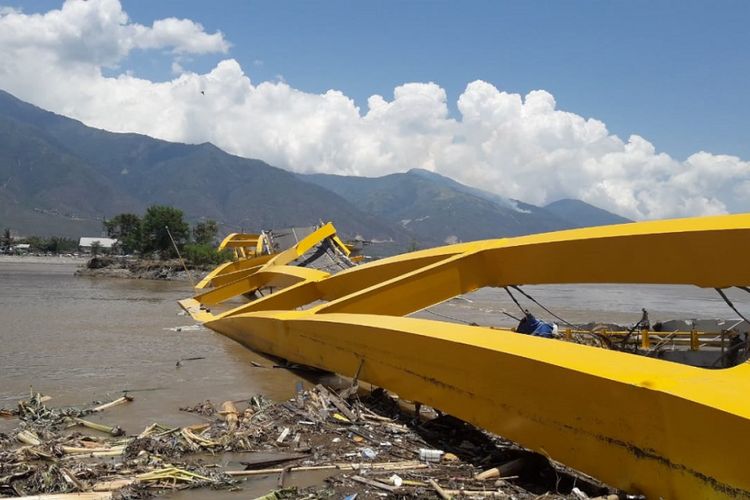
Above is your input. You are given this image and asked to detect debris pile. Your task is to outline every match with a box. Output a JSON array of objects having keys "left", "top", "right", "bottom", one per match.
[
  {"left": 0, "top": 386, "right": 623, "bottom": 499},
  {"left": 0, "top": 392, "right": 233, "bottom": 498},
  {"left": 75, "top": 257, "right": 203, "bottom": 280}
]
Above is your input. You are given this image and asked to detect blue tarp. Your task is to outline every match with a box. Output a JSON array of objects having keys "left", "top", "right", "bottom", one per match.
[{"left": 516, "top": 312, "right": 556, "bottom": 338}]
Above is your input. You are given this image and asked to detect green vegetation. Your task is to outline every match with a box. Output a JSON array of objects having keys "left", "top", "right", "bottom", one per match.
[
  {"left": 182, "top": 243, "right": 230, "bottom": 266},
  {"left": 3, "top": 206, "right": 228, "bottom": 264},
  {"left": 141, "top": 205, "right": 190, "bottom": 259},
  {"left": 1, "top": 228, "right": 12, "bottom": 253},
  {"left": 21, "top": 235, "right": 77, "bottom": 253},
  {"left": 99, "top": 206, "right": 226, "bottom": 265},
  {"left": 104, "top": 213, "right": 142, "bottom": 254},
  {"left": 193, "top": 220, "right": 218, "bottom": 245},
  {"left": 90, "top": 240, "right": 102, "bottom": 257}
]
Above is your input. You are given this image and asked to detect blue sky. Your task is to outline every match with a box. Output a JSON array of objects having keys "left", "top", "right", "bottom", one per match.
[
  {"left": 1, "top": 0, "right": 748, "bottom": 218},
  {"left": 10, "top": 0, "right": 748, "bottom": 160},
  {"left": 133, "top": 1, "right": 750, "bottom": 160}
]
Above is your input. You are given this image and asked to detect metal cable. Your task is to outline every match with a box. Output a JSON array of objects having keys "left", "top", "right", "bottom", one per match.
[
  {"left": 423, "top": 308, "right": 477, "bottom": 326},
  {"left": 510, "top": 285, "right": 576, "bottom": 328},
  {"left": 715, "top": 288, "right": 750, "bottom": 326},
  {"left": 504, "top": 286, "right": 526, "bottom": 315}
]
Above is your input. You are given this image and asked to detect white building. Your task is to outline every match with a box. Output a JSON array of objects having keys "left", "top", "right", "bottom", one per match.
[
  {"left": 11, "top": 243, "right": 30, "bottom": 254},
  {"left": 78, "top": 237, "right": 117, "bottom": 253}
]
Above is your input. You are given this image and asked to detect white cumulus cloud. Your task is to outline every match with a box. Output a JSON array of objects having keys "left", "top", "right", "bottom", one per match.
[{"left": 1, "top": 0, "right": 748, "bottom": 220}]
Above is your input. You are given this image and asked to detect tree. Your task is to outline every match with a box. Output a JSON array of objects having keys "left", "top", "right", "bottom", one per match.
[
  {"left": 25, "top": 236, "right": 45, "bottom": 252},
  {"left": 183, "top": 243, "right": 230, "bottom": 266},
  {"left": 141, "top": 205, "right": 190, "bottom": 259},
  {"left": 1, "top": 228, "right": 12, "bottom": 253},
  {"left": 45, "top": 236, "right": 76, "bottom": 254},
  {"left": 104, "top": 213, "right": 142, "bottom": 254},
  {"left": 193, "top": 220, "right": 218, "bottom": 246},
  {"left": 90, "top": 240, "right": 102, "bottom": 257}
]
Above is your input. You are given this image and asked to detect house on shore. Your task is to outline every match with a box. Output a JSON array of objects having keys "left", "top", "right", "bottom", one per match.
[{"left": 78, "top": 237, "right": 117, "bottom": 253}]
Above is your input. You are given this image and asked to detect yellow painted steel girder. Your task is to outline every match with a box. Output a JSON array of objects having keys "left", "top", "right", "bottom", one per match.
[
  {"left": 217, "top": 232, "right": 265, "bottom": 252},
  {"left": 183, "top": 213, "right": 750, "bottom": 498},
  {"left": 195, "top": 254, "right": 276, "bottom": 289},
  {"left": 195, "top": 222, "right": 347, "bottom": 290},
  {"left": 206, "top": 312, "right": 750, "bottom": 499}
]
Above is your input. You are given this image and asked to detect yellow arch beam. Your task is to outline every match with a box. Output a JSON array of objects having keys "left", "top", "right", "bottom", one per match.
[
  {"left": 183, "top": 213, "right": 750, "bottom": 498},
  {"left": 206, "top": 311, "right": 750, "bottom": 499}
]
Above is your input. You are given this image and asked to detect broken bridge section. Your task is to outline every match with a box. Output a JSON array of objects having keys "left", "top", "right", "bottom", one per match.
[{"left": 182, "top": 213, "right": 750, "bottom": 498}]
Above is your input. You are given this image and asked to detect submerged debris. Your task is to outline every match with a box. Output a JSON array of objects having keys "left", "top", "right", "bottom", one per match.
[{"left": 0, "top": 386, "right": 622, "bottom": 499}]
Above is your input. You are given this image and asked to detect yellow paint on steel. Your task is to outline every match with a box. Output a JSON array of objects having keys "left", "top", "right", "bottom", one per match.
[
  {"left": 205, "top": 264, "right": 267, "bottom": 289},
  {"left": 331, "top": 233, "right": 351, "bottom": 256},
  {"left": 217, "top": 232, "right": 262, "bottom": 251},
  {"left": 195, "top": 222, "right": 351, "bottom": 296},
  {"left": 267, "top": 222, "right": 339, "bottom": 265},
  {"left": 205, "top": 311, "right": 750, "bottom": 499},
  {"left": 195, "top": 254, "right": 276, "bottom": 289},
  {"left": 193, "top": 266, "right": 329, "bottom": 307},
  {"left": 183, "top": 213, "right": 750, "bottom": 498},
  {"left": 207, "top": 252, "right": 460, "bottom": 319}
]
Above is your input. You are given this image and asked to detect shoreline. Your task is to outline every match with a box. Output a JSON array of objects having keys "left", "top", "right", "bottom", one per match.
[
  {"left": 74, "top": 255, "right": 205, "bottom": 281},
  {"left": 0, "top": 254, "right": 87, "bottom": 265},
  {"left": 0, "top": 254, "right": 200, "bottom": 281}
]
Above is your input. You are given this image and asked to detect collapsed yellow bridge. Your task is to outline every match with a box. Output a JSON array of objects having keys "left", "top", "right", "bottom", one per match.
[{"left": 180, "top": 214, "right": 750, "bottom": 499}]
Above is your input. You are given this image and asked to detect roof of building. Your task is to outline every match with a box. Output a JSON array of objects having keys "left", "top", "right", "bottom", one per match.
[{"left": 78, "top": 237, "right": 117, "bottom": 248}]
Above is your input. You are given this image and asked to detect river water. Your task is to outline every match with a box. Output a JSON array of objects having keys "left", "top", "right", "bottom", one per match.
[
  {"left": 0, "top": 259, "right": 315, "bottom": 498},
  {"left": 2, "top": 258, "right": 749, "bottom": 496}
]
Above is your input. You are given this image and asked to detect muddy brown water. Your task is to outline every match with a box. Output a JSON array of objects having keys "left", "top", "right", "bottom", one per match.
[
  {"left": 0, "top": 259, "right": 318, "bottom": 498},
  {"left": 2, "top": 259, "right": 750, "bottom": 497}
]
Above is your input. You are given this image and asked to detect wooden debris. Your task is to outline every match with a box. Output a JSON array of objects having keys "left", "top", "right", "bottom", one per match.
[
  {"left": 276, "top": 426, "right": 291, "bottom": 443},
  {"left": 240, "top": 452, "right": 310, "bottom": 470},
  {"left": 442, "top": 489, "right": 510, "bottom": 498},
  {"left": 16, "top": 429, "right": 42, "bottom": 446},
  {"left": 90, "top": 395, "right": 133, "bottom": 413},
  {"left": 60, "top": 445, "right": 126, "bottom": 455},
  {"left": 226, "top": 460, "right": 427, "bottom": 477},
  {"left": 73, "top": 417, "right": 124, "bottom": 436},
  {"left": 1, "top": 385, "right": 617, "bottom": 499},
  {"left": 351, "top": 474, "right": 399, "bottom": 492},
  {"left": 317, "top": 384, "right": 357, "bottom": 422},
  {"left": 219, "top": 400, "right": 239, "bottom": 431},
  {"left": 429, "top": 478, "right": 453, "bottom": 499},
  {"left": 476, "top": 467, "right": 501, "bottom": 480},
  {"left": 15, "top": 494, "right": 114, "bottom": 500},
  {"left": 476, "top": 456, "right": 530, "bottom": 480},
  {"left": 91, "top": 478, "right": 136, "bottom": 492}
]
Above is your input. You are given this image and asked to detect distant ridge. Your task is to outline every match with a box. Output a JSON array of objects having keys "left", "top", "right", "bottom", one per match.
[
  {"left": 303, "top": 170, "right": 570, "bottom": 245},
  {"left": 544, "top": 198, "right": 632, "bottom": 228},
  {"left": 0, "top": 88, "right": 630, "bottom": 250},
  {"left": 0, "top": 89, "right": 407, "bottom": 244}
]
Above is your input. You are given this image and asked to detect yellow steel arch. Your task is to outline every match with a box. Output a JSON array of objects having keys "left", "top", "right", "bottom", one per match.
[
  {"left": 182, "top": 213, "right": 750, "bottom": 498},
  {"left": 195, "top": 222, "right": 347, "bottom": 290}
]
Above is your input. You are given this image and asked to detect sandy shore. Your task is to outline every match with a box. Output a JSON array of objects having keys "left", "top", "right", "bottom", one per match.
[{"left": 0, "top": 254, "right": 87, "bottom": 265}]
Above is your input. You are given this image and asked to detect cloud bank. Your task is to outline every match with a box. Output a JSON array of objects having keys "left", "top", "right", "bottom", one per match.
[{"left": 1, "top": 0, "right": 749, "bottom": 220}]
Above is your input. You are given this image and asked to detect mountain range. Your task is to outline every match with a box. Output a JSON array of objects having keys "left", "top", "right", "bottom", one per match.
[{"left": 0, "top": 89, "right": 630, "bottom": 252}]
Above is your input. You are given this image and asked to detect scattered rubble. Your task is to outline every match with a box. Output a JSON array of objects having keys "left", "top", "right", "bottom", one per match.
[
  {"left": 74, "top": 257, "right": 202, "bottom": 281},
  {"left": 0, "top": 385, "right": 627, "bottom": 499}
]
